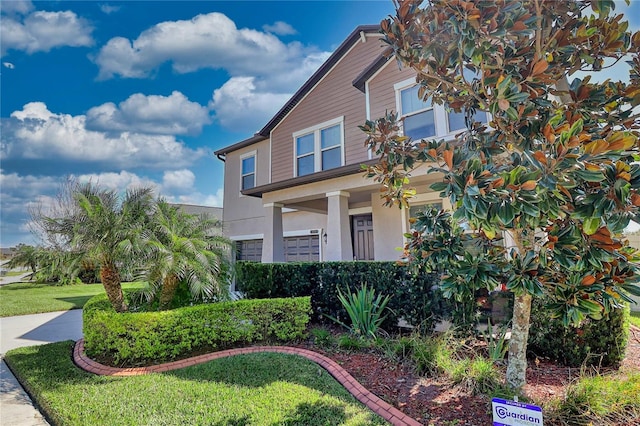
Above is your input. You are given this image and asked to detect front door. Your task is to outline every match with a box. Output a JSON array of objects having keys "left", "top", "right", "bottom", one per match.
[{"left": 352, "top": 214, "right": 374, "bottom": 260}]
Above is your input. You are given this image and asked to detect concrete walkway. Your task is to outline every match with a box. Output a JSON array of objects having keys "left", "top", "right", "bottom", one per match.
[{"left": 1, "top": 310, "right": 84, "bottom": 426}]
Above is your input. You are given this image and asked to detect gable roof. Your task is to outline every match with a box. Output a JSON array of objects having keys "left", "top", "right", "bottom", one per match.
[
  {"left": 352, "top": 52, "right": 392, "bottom": 93},
  {"left": 214, "top": 24, "right": 380, "bottom": 156}
]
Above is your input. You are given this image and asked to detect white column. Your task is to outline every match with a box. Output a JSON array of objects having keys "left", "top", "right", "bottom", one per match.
[
  {"left": 262, "top": 202, "right": 284, "bottom": 263},
  {"left": 325, "top": 191, "right": 353, "bottom": 261}
]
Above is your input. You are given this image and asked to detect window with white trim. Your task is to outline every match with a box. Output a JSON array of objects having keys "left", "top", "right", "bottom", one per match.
[
  {"left": 294, "top": 117, "right": 344, "bottom": 177},
  {"left": 396, "top": 76, "right": 489, "bottom": 140},
  {"left": 240, "top": 153, "right": 256, "bottom": 191},
  {"left": 400, "top": 84, "right": 436, "bottom": 140}
]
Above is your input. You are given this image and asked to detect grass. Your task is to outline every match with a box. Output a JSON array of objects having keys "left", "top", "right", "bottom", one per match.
[
  {"left": 4, "top": 341, "right": 387, "bottom": 426},
  {"left": 0, "top": 282, "right": 144, "bottom": 317},
  {"left": 545, "top": 372, "right": 640, "bottom": 424},
  {"left": 2, "top": 270, "right": 30, "bottom": 277},
  {"left": 630, "top": 311, "right": 640, "bottom": 328}
]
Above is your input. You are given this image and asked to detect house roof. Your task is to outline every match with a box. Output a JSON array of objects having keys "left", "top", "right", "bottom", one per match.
[
  {"left": 352, "top": 52, "right": 392, "bottom": 93},
  {"left": 214, "top": 24, "right": 381, "bottom": 157},
  {"left": 241, "top": 159, "right": 378, "bottom": 198}
]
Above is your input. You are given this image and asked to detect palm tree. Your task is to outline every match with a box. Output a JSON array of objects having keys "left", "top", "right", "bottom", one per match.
[
  {"left": 6, "top": 244, "right": 39, "bottom": 279},
  {"left": 46, "top": 183, "right": 154, "bottom": 312},
  {"left": 143, "top": 201, "right": 231, "bottom": 310}
]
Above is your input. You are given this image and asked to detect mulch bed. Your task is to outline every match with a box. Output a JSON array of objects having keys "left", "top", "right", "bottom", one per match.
[{"left": 292, "top": 324, "right": 640, "bottom": 426}]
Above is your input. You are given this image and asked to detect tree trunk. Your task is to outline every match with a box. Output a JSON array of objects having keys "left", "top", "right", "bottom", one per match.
[
  {"left": 100, "top": 263, "right": 127, "bottom": 312},
  {"left": 506, "top": 292, "right": 533, "bottom": 390},
  {"left": 159, "top": 274, "right": 179, "bottom": 310}
]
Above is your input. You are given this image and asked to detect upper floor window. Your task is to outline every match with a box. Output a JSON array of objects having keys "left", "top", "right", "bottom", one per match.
[
  {"left": 241, "top": 153, "right": 255, "bottom": 190},
  {"left": 395, "top": 76, "right": 488, "bottom": 140},
  {"left": 400, "top": 85, "right": 435, "bottom": 140},
  {"left": 293, "top": 117, "right": 344, "bottom": 177}
]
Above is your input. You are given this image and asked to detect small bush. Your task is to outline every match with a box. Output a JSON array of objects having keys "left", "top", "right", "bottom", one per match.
[
  {"left": 83, "top": 293, "right": 311, "bottom": 366},
  {"left": 310, "top": 327, "right": 335, "bottom": 348},
  {"left": 329, "top": 284, "right": 390, "bottom": 339},
  {"left": 528, "top": 299, "right": 630, "bottom": 367},
  {"left": 337, "top": 335, "right": 370, "bottom": 351}
]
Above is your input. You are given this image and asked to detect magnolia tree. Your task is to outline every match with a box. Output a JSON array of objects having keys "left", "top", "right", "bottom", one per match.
[{"left": 362, "top": 0, "right": 640, "bottom": 389}]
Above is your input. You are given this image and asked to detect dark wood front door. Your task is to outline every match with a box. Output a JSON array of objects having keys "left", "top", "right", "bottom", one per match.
[{"left": 352, "top": 214, "right": 374, "bottom": 260}]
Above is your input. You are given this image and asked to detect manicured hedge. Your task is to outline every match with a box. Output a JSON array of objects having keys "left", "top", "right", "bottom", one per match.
[
  {"left": 83, "top": 293, "right": 311, "bottom": 366},
  {"left": 528, "top": 299, "right": 630, "bottom": 367},
  {"left": 236, "top": 261, "right": 447, "bottom": 331}
]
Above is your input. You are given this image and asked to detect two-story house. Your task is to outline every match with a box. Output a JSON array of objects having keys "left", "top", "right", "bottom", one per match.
[{"left": 215, "top": 25, "right": 484, "bottom": 263}]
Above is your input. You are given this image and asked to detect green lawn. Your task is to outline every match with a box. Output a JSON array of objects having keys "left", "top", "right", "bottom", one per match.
[
  {"left": 0, "top": 282, "right": 144, "bottom": 317},
  {"left": 631, "top": 311, "right": 640, "bottom": 328},
  {"left": 5, "top": 341, "right": 387, "bottom": 426},
  {"left": 2, "top": 270, "right": 30, "bottom": 277}
]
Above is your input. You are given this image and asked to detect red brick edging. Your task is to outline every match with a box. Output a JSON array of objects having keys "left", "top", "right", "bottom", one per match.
[{"left": 73, "top": 339, "right": 422, "bottom": 426}]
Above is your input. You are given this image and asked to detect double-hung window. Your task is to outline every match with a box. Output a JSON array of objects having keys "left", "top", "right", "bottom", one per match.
[
  {"left": 240, "top": 153, "right": 256, "bottom": 191},
  {"left": 396, "top": 74, "right": 489, "bottom": 140},
  {"left": 400, "top": 84, "right": 435, "bottom": 140},
  {"left": 294, "top": 117, "right": 344, "bottom": 177}
]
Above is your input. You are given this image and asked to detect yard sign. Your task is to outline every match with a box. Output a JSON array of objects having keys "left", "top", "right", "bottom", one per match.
[{"left": 491, "top": 397, "right": 543, "bottom": 426}]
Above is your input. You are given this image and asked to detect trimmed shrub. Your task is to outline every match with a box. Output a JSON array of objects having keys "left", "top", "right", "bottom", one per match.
[
  {"left": 236, "top": 261, "right": 447, "bottom": 331},
  {"left": 83, "top": 293, "right": 311, "bottom": 366},
  {"left": 528, "top": 299, "right": 630, "bottom": 367}
]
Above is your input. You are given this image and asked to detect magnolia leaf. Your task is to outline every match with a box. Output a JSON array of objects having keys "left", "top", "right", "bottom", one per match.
[
  {"left": 583, "top": 217, "right": 601, "bottom": 235},
  {"left": 584, "top": 139, "right": 609, "bottom": 155},
  {"left": 483, "top": 227, "right": 497, "bottom": 239},
  {"left": 608, "top": 132, "right": 636, "bottom": 151},
  {"left": 443, "top": 150, "right": 454, "bottom": 169},
  {"left": 498, "top": 98, "right": 510, "bottom": 111},
  {"left": 531, "top": 58, "right": 548, "bottom": 76},
  {"left": 581, "top": 275, "right": 596, "bottom": 286},
  {"left": 521, "top": 180, "right": 537, "bottom": 191}
]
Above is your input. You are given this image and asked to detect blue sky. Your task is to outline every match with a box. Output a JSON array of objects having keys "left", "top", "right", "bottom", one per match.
[
  {"left": 0, "top": 0, "right": 396, "bottom": 246},
  {"left": 1, "top": 1, "right": 639, "bottom": 247}
]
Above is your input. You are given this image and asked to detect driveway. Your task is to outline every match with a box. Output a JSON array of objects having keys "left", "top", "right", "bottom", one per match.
[
  {"left": 1, "top": 310, "right": 84, "bottom": 426},
  {"left": 0, "top": 310, "right": 83, "bottom": 354}
]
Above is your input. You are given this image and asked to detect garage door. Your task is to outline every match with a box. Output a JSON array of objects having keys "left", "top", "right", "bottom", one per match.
[
  {"left": 236, "top": 240, "right": 263, "bottom": 262},
  {"left": 284, "top": 235, "right": 320, "bottom": 262},
  {"left": 237, "top": 236, "right": 320, "bottom": 262}
]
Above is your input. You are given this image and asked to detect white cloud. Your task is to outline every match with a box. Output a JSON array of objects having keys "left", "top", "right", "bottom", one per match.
[
  {"left": 203, "top": 48, "right": 328, "bottom": 133},
  {"left": 162, "top": 169, "right": 195, "bottom": 191},
  {"left": 1, "top": 9, "right": 94, "bottom": 55},
  {"left": 93, "top": 12, "right": 323, "bottom": 82},
  {"left": 0, "top": 1, "right": 34, "bottom": 16},
  {"left": 3, "top": 102, "right": 206, "bottom": 169},
  {"left": 86, "top": 91, "right": 211, "bottom": 136},
  {"left": 99, "top": 4, "right": 121, "bottom": 14},
  {"left": 164, "top": 187, "right": 224, "bottom": 208},
  {"left": 209, "top": 77, "right": 290, "bottom": 132},
  {"left": 74, "top": 170, "right": 159, "bottom": 193},
  {"left": 92, "top": 12, "right": 332, "bottom": 133},
  {"left": 3, "top": 62, "right": 15, "bottom": 69},
  {"left": 0, "top": 169, "right": 224, "bottom": 246},
  {"left": 263, "top": 21, "right": 297, "bottom": 36}
]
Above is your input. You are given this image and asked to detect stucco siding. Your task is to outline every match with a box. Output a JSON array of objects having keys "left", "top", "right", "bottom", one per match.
[
  {"left": 626, "top": 232, "right": 640, "bottom": 311},
  {"left": 222, "top": 140, "right": 270, "bottom": 238},
  {"left": 270, "top": 35, "right": 384, "bottom": 183}
]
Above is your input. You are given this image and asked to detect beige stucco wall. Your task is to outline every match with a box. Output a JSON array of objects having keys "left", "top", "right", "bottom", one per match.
[
  {"left": 626, "top": 232, "right": 640, "bottom": 311},
  {"left": 371, "top": 194, "right": 405, "bottom": 260},
  {"left": 222, "top": 139, "right": 270, "bottom": 238}
]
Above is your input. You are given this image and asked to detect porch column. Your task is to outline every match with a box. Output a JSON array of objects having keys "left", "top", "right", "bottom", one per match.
[
  {"left": 262, "top": 202, "right": 285, "bottom": 263},
  {"left": 325, "top": 191, "right": 353, "bottom": 261}
]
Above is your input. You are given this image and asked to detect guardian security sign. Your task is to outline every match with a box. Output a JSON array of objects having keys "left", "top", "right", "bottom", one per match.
[{"left": 491, "top": 398, "right": 543, "bottom": 426}]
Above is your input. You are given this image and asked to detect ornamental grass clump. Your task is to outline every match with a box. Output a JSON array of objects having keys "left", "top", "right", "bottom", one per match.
[{"left": 328, "top": 284, "right": 391, "bottom": 339}]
